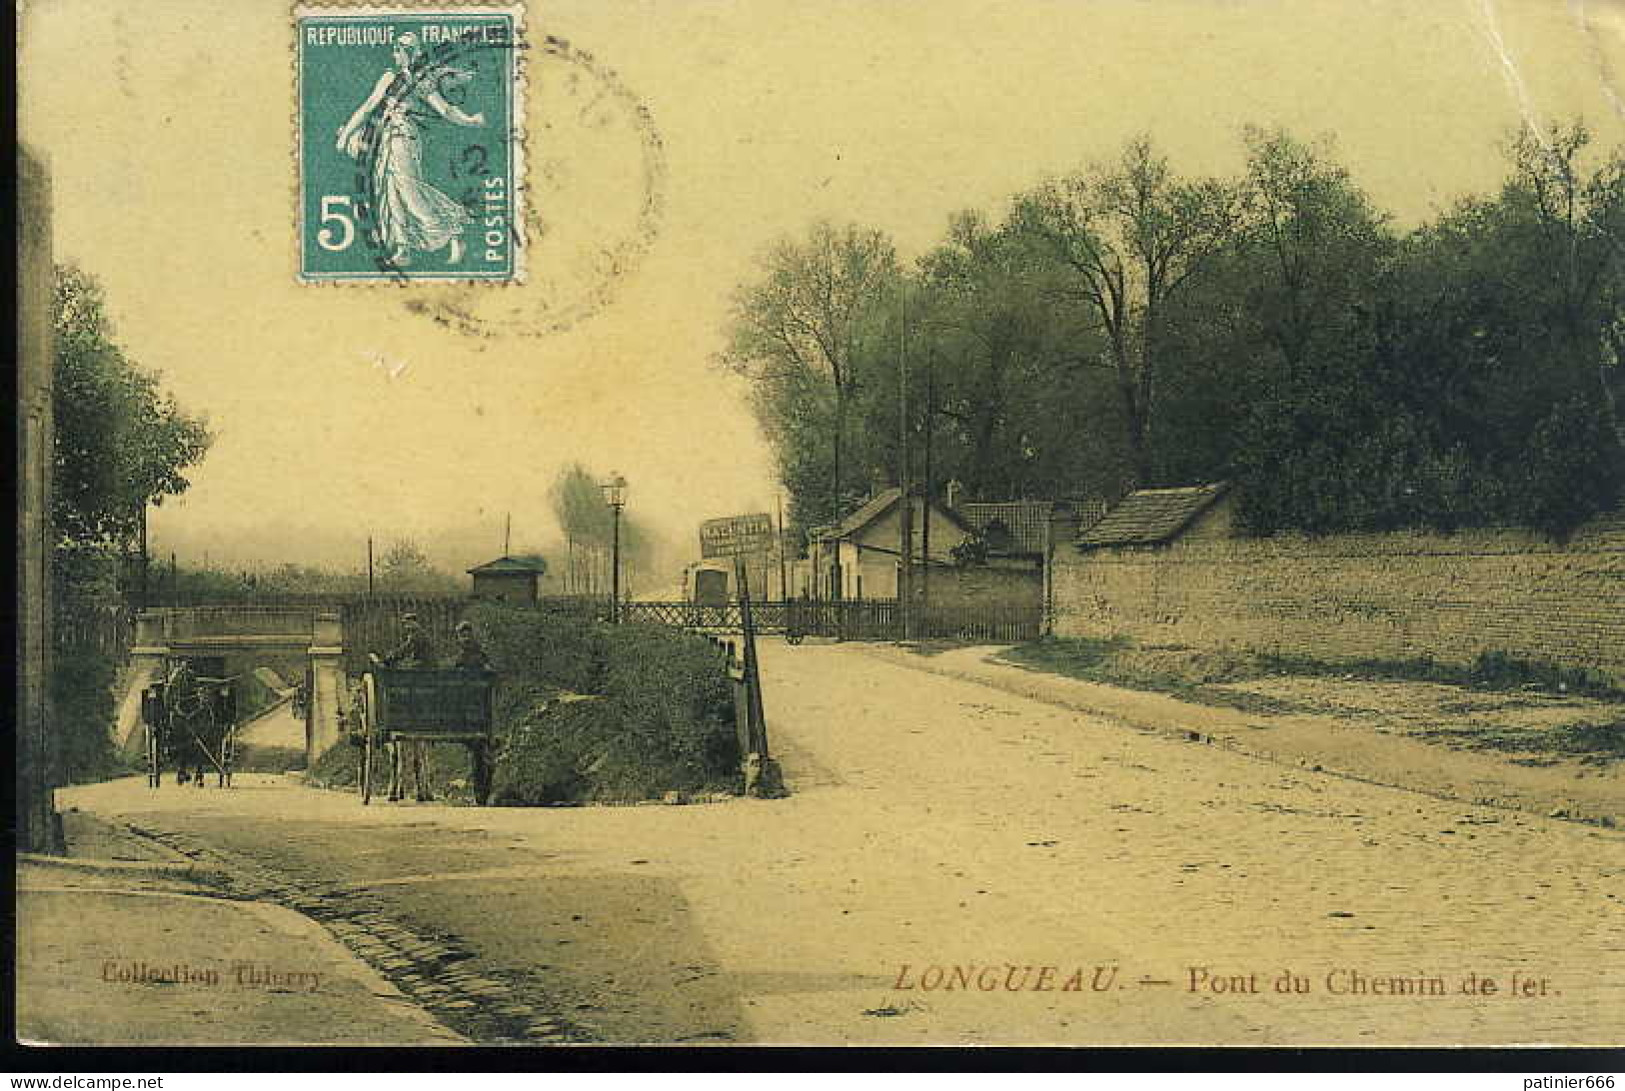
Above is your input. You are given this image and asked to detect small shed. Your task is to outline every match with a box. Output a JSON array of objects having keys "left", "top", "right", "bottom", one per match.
[
  {"left": 467, "top": 555, "right": 547, "bottom": 604},
  {"left": 1076, "top": 483, "right": 1230, "bottom": 550}
]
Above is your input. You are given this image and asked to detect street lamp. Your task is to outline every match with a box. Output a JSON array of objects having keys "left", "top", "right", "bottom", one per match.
[{"left": 600, "top": 472, "right": 628, "bottom": 622}]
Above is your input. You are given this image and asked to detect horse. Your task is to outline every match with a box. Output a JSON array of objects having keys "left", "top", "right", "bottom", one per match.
[{"left": 161, "top": 663, "right": 232, "bottom": 788}]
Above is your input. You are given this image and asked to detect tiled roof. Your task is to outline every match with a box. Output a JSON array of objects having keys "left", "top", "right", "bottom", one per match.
[
  {"left": 818, "top": 488, "right": 972, "bottom": 542},
  {"left": 956, "top": 501, "right": 1054, "bottom": 555},
  {"left": 1076, "top": 483, "right": 1228, "bottom": 548},
  {"left": 823, "top": 488, "right": 903, "bottom": 540},
  {"left": 467, "top": 555, "right": 548, "bottom": 575}
]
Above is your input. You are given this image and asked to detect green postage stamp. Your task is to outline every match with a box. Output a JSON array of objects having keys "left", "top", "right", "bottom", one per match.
[{"left": 295, "top": 4, "right": 524, "bottom": 282}]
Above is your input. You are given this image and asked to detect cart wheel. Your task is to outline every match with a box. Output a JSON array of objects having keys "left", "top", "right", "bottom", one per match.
[
  {"left": 222, "top": 721, "right": 236, "bottom": 789},
  {"left": 472, "top": 740, "right": 493, "bottom": 806},
  {"left": 360, "top": 674, "right": 377, "bottom": 805}
]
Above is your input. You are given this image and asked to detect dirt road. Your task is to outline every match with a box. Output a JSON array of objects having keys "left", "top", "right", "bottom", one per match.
[{"left": 60, "top": 641, "right": 1625, "bottom": 1045}]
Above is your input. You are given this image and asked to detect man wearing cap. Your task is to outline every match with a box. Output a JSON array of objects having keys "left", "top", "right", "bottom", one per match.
[
  {"left": 382, "top": 612, "right": 434, "bottom": 669},
  {"left": 450, "top": 620, "right": 491, "bottom": 673}
]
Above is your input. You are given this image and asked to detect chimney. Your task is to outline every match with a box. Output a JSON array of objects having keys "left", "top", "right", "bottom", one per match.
[
  {"left": 945, "top": 478, "right": 964, "bottom": 511},
  {"left": 870, "top": 465, "right": 894, "bottom": 497}
]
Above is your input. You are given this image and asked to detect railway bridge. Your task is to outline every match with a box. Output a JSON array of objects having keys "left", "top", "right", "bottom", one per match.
[{"left": 122, "top": 607, "right": 348, "bottom": 768}]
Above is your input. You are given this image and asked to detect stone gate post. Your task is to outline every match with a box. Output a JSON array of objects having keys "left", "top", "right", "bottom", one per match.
[{"left": 306, "top": 610, "right": 346, "bottom": 767}]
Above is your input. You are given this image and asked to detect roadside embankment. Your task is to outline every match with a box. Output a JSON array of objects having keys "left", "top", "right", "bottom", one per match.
[{"left": 858, "top": 641, "right": 1624, "bottom": 827}]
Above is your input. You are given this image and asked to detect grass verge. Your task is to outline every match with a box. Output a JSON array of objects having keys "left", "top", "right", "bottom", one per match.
[{"left": 997, "top": 636, "right": 1304, "bottom": 715}]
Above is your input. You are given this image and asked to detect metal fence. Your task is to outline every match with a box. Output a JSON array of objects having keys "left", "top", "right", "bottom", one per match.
[
  {"left": 147, "top": 589, "right": 467, "bottom": 608},
  {"left": 619, "top": 601, "right": 784, "bottom": 632},
  {"left": 619, "top": 599, "right": 1042, "bottom": 643}
]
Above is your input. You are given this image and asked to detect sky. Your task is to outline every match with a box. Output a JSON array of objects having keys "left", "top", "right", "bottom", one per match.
[{"left": 19, "top": 0, "right": 1625, "bottom": 576}]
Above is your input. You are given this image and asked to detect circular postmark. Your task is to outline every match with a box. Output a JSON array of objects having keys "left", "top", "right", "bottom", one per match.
[{"left": 354, "top": 32, "right": 666, "bottom": 339}]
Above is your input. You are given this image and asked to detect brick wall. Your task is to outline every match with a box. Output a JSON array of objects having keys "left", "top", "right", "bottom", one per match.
[
  {"left": 1052, "top": 497, "right": 1625, "bottom": 684},
  {"left": 924, "top": 560, "right": 1043, "bottom": 609}
]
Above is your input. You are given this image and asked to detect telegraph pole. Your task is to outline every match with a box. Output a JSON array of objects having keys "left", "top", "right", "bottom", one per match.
[
  {"left": 610, "top": 502, "right": 621, "bottom": 623},
  {"left": 922, "top": 348, "right": 935, "bottom": 618},
  {"left": 897, "top": 283, "right": 913, "bottom": 641},
  {"left": 138, "top": 504, "right": 150, "bottom": 609},
  {"left": 776, "top": 494, "right": 790, "bottom": 600},
  {"left": 366, "top": 536, "right": 375, "bottom": 597}
]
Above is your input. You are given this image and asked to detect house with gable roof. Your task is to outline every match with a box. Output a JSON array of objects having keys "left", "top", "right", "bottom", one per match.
[
  {"left": 804, "top": 484, "right": 1110, "bottom": 611},
  {"left": 807, "top": 487, "right": 974, "bottom": 601}
]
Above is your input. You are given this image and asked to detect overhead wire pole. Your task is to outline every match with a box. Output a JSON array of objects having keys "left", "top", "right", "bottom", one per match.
[
  {"left": 922, "top": 343, "right": 935, "bottom": 623},
  {"left": 898, "top": 280, "right": 914, "bottom": 642},
  {"left": 776, "top": 494, "right": 790, "bottom": 600},
  {"left": 366, "top": 536, "right": 375, "bottom": 597},
  {"left": 138, "top": 504, "right": 150, "bottom": 609}
]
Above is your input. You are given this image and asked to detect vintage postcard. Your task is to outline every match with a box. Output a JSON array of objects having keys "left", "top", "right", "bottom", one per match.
[{"left": 14, "top": 0, "right": 1625, "bottom": 1057}]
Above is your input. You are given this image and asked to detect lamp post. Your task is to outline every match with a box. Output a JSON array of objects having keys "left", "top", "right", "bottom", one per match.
[{"left": 600, "top": 472, "right": 628, "bottom": 623}]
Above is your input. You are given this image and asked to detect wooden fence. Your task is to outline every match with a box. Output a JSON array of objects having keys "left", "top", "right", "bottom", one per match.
[
  {"left": 340, "top": 596, "right": 473, "bottom": 675},
  {"left": 339, "top": 594, "right": 610, "bottom": 673},
  {"left": 54, "top": 600, "right": 133, "bottom": 660}
]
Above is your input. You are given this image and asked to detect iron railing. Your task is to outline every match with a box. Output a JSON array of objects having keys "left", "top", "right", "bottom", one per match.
[{"left": 619, "top": 599, "right": 1042, "bottom": 643}]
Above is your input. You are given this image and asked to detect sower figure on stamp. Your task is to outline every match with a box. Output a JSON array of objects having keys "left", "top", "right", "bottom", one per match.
[
  {"left": 336, "top": 31, "right": 485, "bottom": 267},
  {"left": 380, "top": 612, "right": 435, "bottom": 801}
]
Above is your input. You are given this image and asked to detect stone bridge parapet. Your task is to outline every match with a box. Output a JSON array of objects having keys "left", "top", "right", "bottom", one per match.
[{"left": 130, "top": 607, "right": 347, "bottom": 767}]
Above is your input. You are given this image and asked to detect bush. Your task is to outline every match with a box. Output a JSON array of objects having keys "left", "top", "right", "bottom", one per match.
[
  {"left": 464, "top": 600, "right": 602, "bottom": 691},
  {"left": 307, "top": 735, "right": 390, "bottom": 789},
  {"left": 1516, "top": 396, "right": 1625, "bottom": 539},
  {"left": 340, "top": 603, "right": 745, "bottom": 805},
  {"left": 595, "top": 624, "right": 739, "bottom": 790},
  {"left": 51, "top": 647, "right": 127, "bottom": 783},
  {"left": 489, "top": 696, "right": 615, "bottom": 805},
  {"left": 307, "top": 737, "right": 475, "bottom": 796}
]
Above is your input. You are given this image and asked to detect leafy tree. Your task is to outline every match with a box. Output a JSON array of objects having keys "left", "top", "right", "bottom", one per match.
[
  {"left": 1233, "top": 122, "right": 1624, "bottom": 537},
  {"left": 53, "top": 265, "right": 211, "bottom": 553},
  {"left": 722, "top": 221, "right": 899, "bottom": 527},
  {"left": 725, "top": 124, "right": 1624, "bottom": 545},
  {"left": 1164, "top": 130, "right": 1395, "bottom": 490},
  {"left": 1013, "top": 138, "right": 1240, "bottom": 486},
  {"left": 546, "top": 463, "right": 654, "bottom": 596},
  {"left": 899, "top": 212, "right": 1127, "bottom": 503},
  {"left": 1232, "top": 128, "right": 1393, "bottom": 376},
  {"left": 375, "top": 538, "right": 459, "bottom": 593},
  {"left": 50, "top": 264, "right": 211, "bottom": 782}
]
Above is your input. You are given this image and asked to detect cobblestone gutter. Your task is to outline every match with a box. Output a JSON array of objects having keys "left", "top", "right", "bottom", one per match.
[{"left": 122, "top": 822, "right": 588, "bottom": 1045}]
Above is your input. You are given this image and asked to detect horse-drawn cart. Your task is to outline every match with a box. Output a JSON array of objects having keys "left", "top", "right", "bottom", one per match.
[
  {"left": 356, "top": 656, "right": 497, "bottom": 805},
  {"left": 140, "top": 665, "right": 238, "bottom": 788}
]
